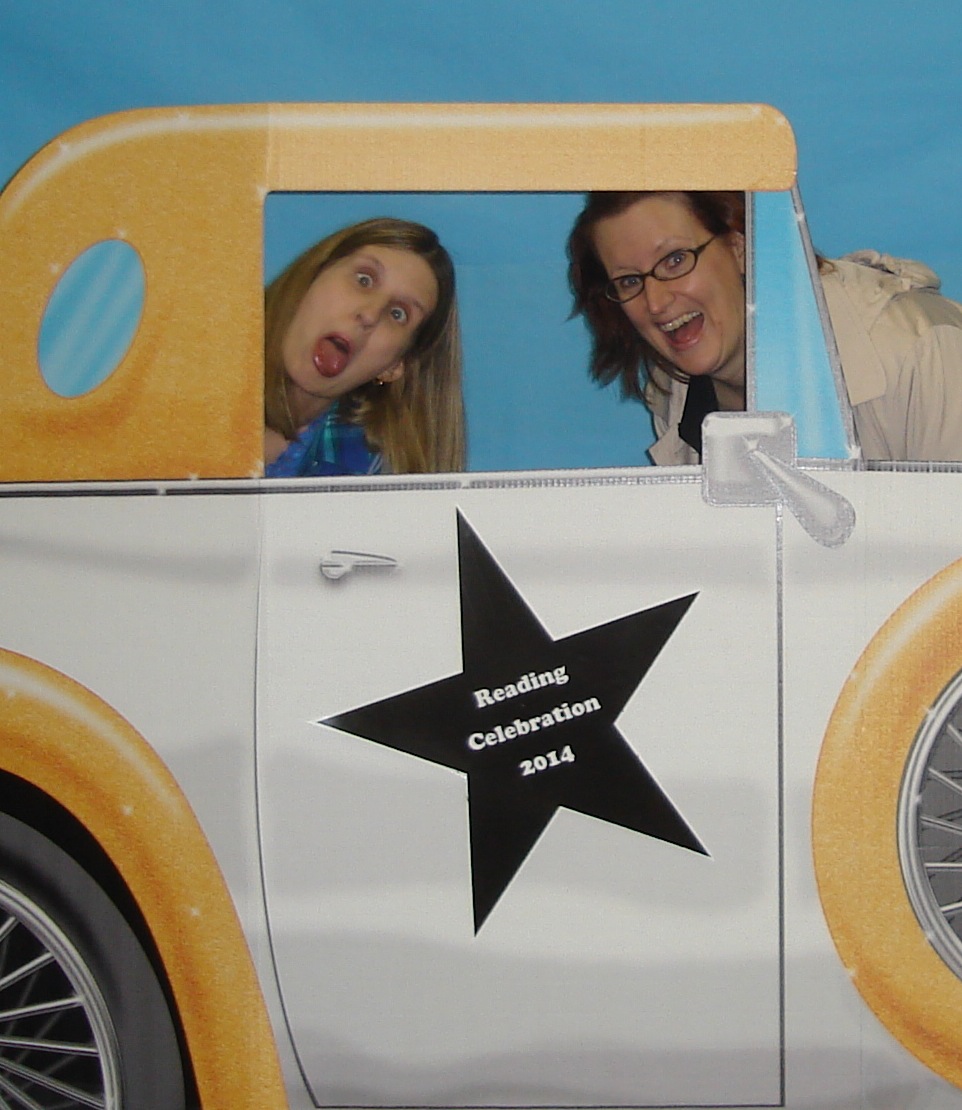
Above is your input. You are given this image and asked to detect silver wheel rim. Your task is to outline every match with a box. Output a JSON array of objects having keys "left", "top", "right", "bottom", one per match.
[
  {"left": 899, "top": 666, "right": 962, "bottom": 980},
  {"left": 0, "top": 878, "right": 122, "bottom": 1109}
]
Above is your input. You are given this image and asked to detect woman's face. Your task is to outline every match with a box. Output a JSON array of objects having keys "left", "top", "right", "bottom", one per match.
[
  {"left": 281, "top": 244, "right": 438, "bottom": 426},
  {"left": 592, "top": 194, "right": 746, "bottom": 396}
]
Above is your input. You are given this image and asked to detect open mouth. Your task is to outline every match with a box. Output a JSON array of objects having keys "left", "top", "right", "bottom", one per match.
[
  {"left": 312, "top": 334, "right": 352, "bottom": 378},
  {"left": 659, "top": 311, "right": 703, "bottom": 349}
]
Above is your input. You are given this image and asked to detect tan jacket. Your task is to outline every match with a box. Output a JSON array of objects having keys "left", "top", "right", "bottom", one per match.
[
  {"left": 647, "top": 252, "right": 962, "bottom": 465},
  {"left": 821, "top": 251, "right": 962, "bottom": 461}
]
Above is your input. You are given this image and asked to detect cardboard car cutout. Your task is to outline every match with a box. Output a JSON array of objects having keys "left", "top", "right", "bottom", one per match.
[{"left": 0, "top": 102, "right": 960, "bottom": 1109}]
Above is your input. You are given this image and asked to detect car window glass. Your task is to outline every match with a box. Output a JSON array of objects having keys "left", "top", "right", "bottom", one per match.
[
  {"left": 38, "top": 239, "right": 145, "bottom": 399},
  {"left": 753, "top": 189, "right": 851, "bottom": 459}
]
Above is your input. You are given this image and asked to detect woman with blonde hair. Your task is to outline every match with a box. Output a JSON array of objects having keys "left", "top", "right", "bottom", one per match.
[{"left": 265, "top": 217, "right": 465, "bottom": 476}]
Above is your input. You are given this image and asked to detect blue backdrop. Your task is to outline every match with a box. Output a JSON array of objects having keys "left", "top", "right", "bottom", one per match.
[{"left": 3, "top": 1, "right": 960, "bottom": 469}]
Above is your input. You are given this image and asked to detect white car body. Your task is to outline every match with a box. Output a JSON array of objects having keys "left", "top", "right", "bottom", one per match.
[{"left": 0, "top": 104, "right": 960, "bottom": 1110}]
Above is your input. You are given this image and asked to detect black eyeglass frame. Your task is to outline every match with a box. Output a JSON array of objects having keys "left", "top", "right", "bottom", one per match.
[{"left": 602, "top": 236, "right": 718, "bottom": 304}]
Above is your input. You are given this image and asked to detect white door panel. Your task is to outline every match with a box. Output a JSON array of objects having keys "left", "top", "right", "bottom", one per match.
[{"left": 258, "top": 480, "right": 782, "bottom": 1108}]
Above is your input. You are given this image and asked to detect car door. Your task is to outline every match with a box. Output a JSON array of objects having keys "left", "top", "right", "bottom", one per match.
[{"left": 256, "top": 473, "right": 783, "bottom": 1108}]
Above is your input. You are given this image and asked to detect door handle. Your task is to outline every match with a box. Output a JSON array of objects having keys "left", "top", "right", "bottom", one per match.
[{"left": 319, "top": 550, "right": 399, "bottom": 580}]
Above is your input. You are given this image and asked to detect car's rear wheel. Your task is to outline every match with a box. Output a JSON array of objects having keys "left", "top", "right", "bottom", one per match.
[{"left": 0, "top": 812, "right": 186, "bottom": 1109}]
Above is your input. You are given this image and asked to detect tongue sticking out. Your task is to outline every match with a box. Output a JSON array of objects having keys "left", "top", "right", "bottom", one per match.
[{"left": 312, "top": 336, "right": 350, "bottom": 378}]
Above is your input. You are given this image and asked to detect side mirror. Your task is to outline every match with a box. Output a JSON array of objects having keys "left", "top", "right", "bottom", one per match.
[{"left": 702, "top": 412, "right": 856, "bottom": 547}]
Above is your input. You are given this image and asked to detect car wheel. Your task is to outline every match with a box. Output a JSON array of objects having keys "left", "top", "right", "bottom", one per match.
[
  {"left": 813, "top": 556, "right": 962, "bottom": 1091},
  {"left": 0, "top": 811, "right": 186, "bottom": 1109}
]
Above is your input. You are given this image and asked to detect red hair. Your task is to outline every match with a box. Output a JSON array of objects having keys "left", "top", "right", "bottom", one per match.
[{"left": 567, "top": 191, "right": 746, "bottom": 400}]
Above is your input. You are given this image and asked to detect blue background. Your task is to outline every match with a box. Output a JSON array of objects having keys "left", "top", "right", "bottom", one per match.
[{"left": 3, "top": 1, "right": 960, "bottom": 469}]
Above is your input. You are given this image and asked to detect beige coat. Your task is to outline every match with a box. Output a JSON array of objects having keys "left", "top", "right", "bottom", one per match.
[{"left": 647, "top": 252, "right": 962, "bottom": 465}]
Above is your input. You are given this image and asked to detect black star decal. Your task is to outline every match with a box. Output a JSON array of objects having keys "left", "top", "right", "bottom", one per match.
[{"left": 322, "top": 512, "right": 707, "bottom": 931}]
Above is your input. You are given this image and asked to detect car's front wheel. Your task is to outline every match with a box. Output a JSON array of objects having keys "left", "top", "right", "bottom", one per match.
[
  {"left": 0, "top": 812, "right": 186, "bottom": 1109},
  {"left": 814, "top": 555, "right": 962, "bottom": 1093}
]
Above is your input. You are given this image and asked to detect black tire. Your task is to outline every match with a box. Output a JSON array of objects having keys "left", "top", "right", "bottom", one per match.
[{"left": 0, "top": 811, "right": 186, "bottom": 1109}]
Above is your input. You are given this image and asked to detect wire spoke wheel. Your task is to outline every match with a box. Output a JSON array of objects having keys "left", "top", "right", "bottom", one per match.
[
  {"left": 899, "top": 669, "right": 962, "bottom": 979},
  {"left": 0, "top": 814, "right": 185, "bottom": 1110},
  {"left": 0, "top": 878, "right": 120, "bottom": 1109}
]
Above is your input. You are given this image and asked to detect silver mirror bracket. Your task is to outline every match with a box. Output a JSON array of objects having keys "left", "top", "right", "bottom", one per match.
[{"left": 702, "top": 412, "right": 855, "bottom": 548}]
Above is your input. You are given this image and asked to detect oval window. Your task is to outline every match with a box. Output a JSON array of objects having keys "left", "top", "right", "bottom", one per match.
[{"left": 38, "top": 239, "right": 145, "bottom": 397}]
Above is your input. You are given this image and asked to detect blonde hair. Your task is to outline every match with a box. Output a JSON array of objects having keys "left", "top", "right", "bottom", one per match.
[{"left": 265, "top": 217, "right": 465, "bottom": 473}]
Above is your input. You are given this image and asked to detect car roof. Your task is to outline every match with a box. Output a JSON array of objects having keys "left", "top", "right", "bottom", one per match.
[{"left": 0, "top": 103, "right": 796, "bottom": 482}]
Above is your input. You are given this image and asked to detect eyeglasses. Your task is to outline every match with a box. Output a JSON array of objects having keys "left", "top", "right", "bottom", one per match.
[{"left": 603, "top": 237, "right": 717, "bottom": 304}]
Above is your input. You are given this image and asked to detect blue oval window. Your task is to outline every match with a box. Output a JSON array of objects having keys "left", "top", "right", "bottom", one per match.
[{"left": 38, "top": 239, "right": 145, "bottom": 397}]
